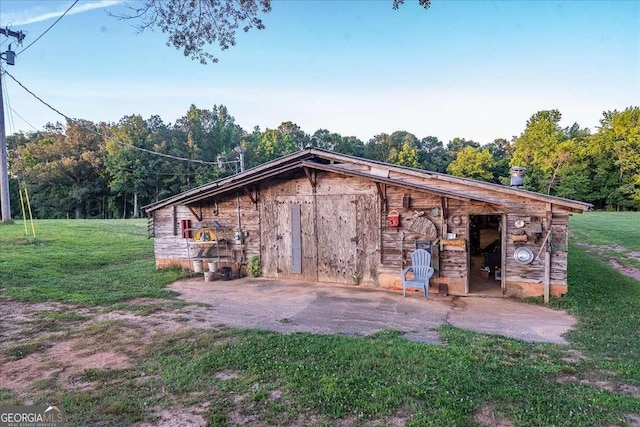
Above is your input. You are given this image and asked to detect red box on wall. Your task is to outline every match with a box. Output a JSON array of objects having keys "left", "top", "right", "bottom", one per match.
[
  {"left": 387, "top": 210, "right": 400, "bottom": 227},
  {"left": 180, "top": 219, "right": 191, "bottom": 238}
]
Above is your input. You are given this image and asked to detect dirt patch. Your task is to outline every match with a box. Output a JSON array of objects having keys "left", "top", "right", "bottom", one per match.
[
  {"left": 555, "top": 370, "right": 640, "bottom": 398},
  {"left": 624, "top": 413, "right": 640, "bottom": 427},
  {"left": 137, "top": 404, "right": 208, "bottom": 427},
  {"left": 0, "top": 297, "right": 223, "bottom": 401},
  {"left": 214, "top": 371, "right": 239, "bottom": 381},
  {"left": 474, "top": 403, "right": 514, "bottom": 427},
  {"left": 560, "top": 349, "right": 589, "bottom": 364},
  {"left": 0, "top": 339, "right": 131, "bottom": 397},
  {"left": 0, "top": 298, "right": 85, "bottom": 343},
  {"left": 575, "top": 243, "right": 640, "bottom": 281},
  {"left": 610, "top": 260, "right": 640, "bottom": 282}
]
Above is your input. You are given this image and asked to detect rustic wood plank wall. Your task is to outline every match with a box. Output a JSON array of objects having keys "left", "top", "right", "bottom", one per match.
[
  {"left": 153, "top": 205, "right": 192, "bottom": 260},
  {"left": 258, "top": 171, "right": 378, "bottom": 284},
  {"left": 260, "top": 195, "right": 317, "bottom": 281},
  {"left": 152, "top": 192, "right": 260, "bottom": 265},
  {"left": 381, "top": 185, "right": 444, "bottom": 270},
  {"left": 440, "top": 199, "right": 469, "bottom": 279},
  {"left": 152, "top": 166, "right": 572, "bottom": 290}
]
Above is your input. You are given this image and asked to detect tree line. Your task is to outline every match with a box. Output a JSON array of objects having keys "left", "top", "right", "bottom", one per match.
[{"left": 6, "top": 105, "right": 639, "bottom": 219}]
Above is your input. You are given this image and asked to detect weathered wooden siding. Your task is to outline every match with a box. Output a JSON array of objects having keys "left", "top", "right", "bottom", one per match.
[
  {"left": 316, "top": 195, "right": 357, "bottom": 283},
  {"left": 260, "top": 195, "right": 317, "bottom": 281},
  {"left": 153, "top": 205, "right": 191, "bottom": 264},
  {"left": 151, "top": 161, "right": 575, "bottom": 296},
  {"left": 258, "top": 172, "right": 379, "bottom": 284},
  {"left": 380, "top": 186, "right": 443, "bottom": 268},
  {"left": 153, "top": 191, "right": 260, "bottom": 268}
]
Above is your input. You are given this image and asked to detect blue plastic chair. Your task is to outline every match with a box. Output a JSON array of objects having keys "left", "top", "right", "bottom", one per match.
[{"left": 402, "top": 249, "right": 434, "bottom": 298}]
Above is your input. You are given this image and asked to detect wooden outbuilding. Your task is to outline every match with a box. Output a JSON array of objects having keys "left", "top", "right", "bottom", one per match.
[{"left": 144, "top": 148, "right": 591, "bottom": 300}]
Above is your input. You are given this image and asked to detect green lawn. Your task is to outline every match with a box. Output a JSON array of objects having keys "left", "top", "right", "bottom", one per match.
[
  {"left": 0, "top": 219, "right": 184, "bottom": 305},
  {"left": 0, "top": 215, "right": 639, "bottom": 426}
]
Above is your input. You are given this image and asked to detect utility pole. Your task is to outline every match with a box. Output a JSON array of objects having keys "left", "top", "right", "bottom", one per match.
[{"left": 0, "top": 28, "right": 25, "bottom": 222}]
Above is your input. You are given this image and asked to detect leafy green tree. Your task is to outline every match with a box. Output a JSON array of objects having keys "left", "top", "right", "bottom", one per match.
[
  {"left": 588, "top": 107, "right": 640, "bottom": 209},
  {"left": 395, "top": 139, "right": 420, "bottom": 168},
  {"left": 447, "top": 146, "right": 495, "bottom": 181},
  {"left": 312, "top": 129, "right": 342, "bottom": 150},
  {"left": 417, "top": 136, "right": 450, "bottom": 173},
  {"left": 114, "top": 0, "right": 429, "bottom": 64},
  {"left": 277, "top": 121, "right": 310, "bottom": 150},
  {"left": 365, "top": 131, "right": 419, "bottom": 166},
  {"left": 484, "top": 138, "right": 512, "bottom": 184},
  {"left": 104, "top": 115, "right": 163, "bottom": 218},
  {"left": 511, "top": 110, "right": 571, "bottom": 194},
  {"left": 11, "top": 121, "right": 107, "bottom": 219},
  {"left": 333, "top": 135, "right": 366, "bottom": 158},
  {"left": 446, "top": 137, "right": 480, "bottom": 158},
  {"left": 172, "top": 104, "right": 245, "bottom": 188},
  {"left": 365, "top": 133, "right": 394, "bottom": 162}
]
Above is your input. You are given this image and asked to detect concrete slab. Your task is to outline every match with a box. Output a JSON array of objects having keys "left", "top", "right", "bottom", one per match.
[
  {"left": 169, "top": 277, "right": 576, "bottom": 345},
  {"left": 447, "top": 296, "right": 576, "bottom": 344}
]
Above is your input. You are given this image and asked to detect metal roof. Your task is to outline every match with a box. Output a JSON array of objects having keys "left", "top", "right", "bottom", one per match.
[{"left": 144, "top": 147, "right": 592, "bottom": 213}]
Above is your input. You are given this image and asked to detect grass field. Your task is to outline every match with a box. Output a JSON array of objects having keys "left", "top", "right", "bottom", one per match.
[
  {"left": 0, "top": 219, "right": 184, "bottom": 304},
  {"left": 0, "top": 214, "right": 639, "bottom": 426}
]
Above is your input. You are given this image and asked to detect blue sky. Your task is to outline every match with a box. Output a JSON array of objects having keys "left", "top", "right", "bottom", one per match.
[{"left": 0, "top": 0, "right": 638, "bottom": 144}]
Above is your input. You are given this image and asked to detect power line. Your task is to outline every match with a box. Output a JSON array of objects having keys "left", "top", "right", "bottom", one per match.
[
  {"left": 3, "top": 70, "right": 218, "bottom": 166},
  {"left": 7, "top": 104, "right": 41, "bottom": 134},
  {"left": 17, "top": 0, "right": 79, "bottom": 56}
]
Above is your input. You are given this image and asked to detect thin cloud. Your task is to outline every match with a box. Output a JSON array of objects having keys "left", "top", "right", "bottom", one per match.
[{"left": 1, "top": 1, "right": 124, "bottom": 26}]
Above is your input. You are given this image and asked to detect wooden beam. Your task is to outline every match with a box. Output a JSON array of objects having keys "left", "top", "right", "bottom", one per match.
[
  {"left": 187, "top": 205, "right": 202, "bottom": 222},
  {"left": 242, "top": 187, "right": 257, "bottom": 205},
  {"left": 303, "top": 167, "right": 316, "bottom": 190},
  {"left": 501, "top": 213, "right": 507, "bottom": 295},
  {"left": 440, "top": 196, "right": 449, "bottom": 219},
  {"left": 375, "top": 182, "right": 387, "bottom": 211},
  {"left": 301, "top": 161, "right": 497, "bottom": 204},
  {"left": 172, "top": 205, "right": 177, "bottom": 236},
  {"left": 543, "top": 203, "right": 552, "bottom": 303}
]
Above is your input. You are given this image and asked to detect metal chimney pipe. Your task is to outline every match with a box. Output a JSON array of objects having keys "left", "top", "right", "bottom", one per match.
[{"left": 510, "top": 166, "right": 526, "bottom": 187}]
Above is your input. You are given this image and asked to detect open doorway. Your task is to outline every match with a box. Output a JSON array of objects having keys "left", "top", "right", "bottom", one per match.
[{"left": 469, "top": 214, "right": 502, "bottom": 295}]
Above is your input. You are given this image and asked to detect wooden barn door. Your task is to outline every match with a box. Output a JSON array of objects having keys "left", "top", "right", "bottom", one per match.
[
  {"left": 260, "top": 196, "right": 317, "bottom": 280},
  {"left": 261, "top": 193, "right": 377, "bottom": 285},
  {"left": 316, "top": 194, "right": 378, "bottom": 284},
  {"left": 316, "top": 195, "right": 358, "bottom": 283}
]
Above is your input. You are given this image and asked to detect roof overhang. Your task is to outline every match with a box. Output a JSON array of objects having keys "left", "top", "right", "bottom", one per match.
[{"left": 144, "top": 148, "right": 592, "bottom": 214}]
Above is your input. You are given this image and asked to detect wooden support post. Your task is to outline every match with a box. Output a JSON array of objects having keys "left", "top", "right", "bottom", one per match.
[
  {"left": 187, "top": 205, "right": 203, "bottom": 222},
  {"left": 544, "top": 251, "right": 551, "bottom": 304},
  {"left": 172, "top": 205, "right": 177, "bottom": 236},
  {"left": 303, "top": 167, "right": 316, "bottom": 191},
  {"left": 543, "top": 203, "right": 552, "bottom": 303},
  {"left": 242, "top": 187, "right": 257, "bottom": 205},
  {"left": 501, "top": 213, "right": 507, "bottom": 295},
  {"left": 375, "top": 182, "right": 387, "bottom": 211}
]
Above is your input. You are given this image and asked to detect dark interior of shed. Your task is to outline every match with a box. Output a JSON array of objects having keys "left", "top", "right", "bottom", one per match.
[{"left": 469, "top": 214, "right": 502, "bottom": 295}]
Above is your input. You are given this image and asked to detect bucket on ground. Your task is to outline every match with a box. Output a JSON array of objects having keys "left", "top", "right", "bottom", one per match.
[
  {"left": 208, "top": 261, "right": 217, "bottom": 272},
  {"left": 204, "top": 271, "right": 215, "bottom": 282},
  {"left": 438, "top": 283, "right": 448, "bottom": 296},
  {"left": 220, "top": 267, "right": 232, "bottom": 281},
  {"left": 192, "top": 260, "right": 203, "bottom": 273}
]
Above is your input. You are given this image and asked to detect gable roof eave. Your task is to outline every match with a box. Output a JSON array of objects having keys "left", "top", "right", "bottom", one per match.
[
  {"left": 143, "top": 149, "right": 317, "bottom": 212},
  {"left": 144, "top": 147, "right": 592, "bottom": 214}
]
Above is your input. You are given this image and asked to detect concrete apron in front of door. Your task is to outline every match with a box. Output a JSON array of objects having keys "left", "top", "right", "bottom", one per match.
[{"left": 169, "top": 278, "right": 576, "bottom": 345}]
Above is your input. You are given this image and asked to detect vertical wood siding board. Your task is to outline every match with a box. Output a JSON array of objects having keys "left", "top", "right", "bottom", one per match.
[
  {"left": 301, "top": 197, "right": 318, "bottom": 281},
  {"left": 291, "top": 203, "right": 302, "bottom": 274},
  {"left": 260, "top": 199, "right": 278, "bottom": 278},
  {"left": 278, "top": 200, "right": 292, "bottom": 277},
  {"left": 316, "top": 195, "right": 357, "bottom": 283}
]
